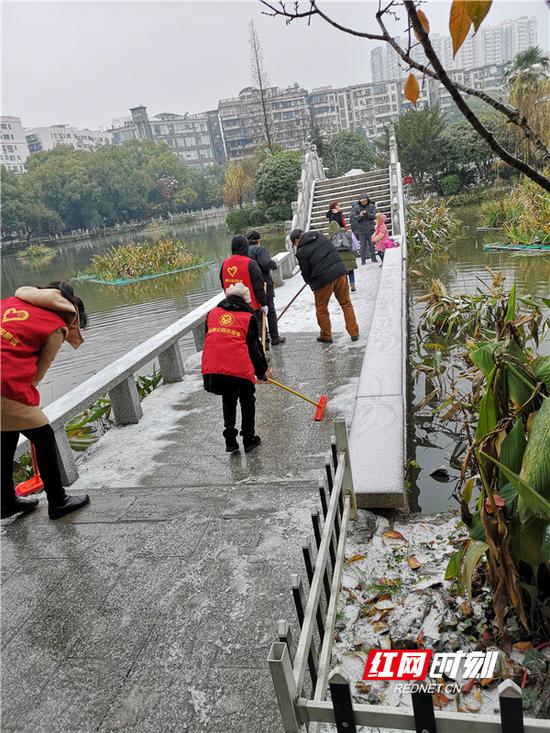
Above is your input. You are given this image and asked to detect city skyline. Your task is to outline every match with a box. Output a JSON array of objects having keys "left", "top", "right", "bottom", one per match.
[{"left": 2, "top": 1, "right": 548, "bottom": 130}]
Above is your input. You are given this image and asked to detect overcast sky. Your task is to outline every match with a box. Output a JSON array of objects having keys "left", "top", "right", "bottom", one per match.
[{"left": 2, "top": 0, "right": 549, "bottom": 130}]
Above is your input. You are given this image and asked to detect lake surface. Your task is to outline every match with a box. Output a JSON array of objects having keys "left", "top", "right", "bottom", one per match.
[
  {"left": 2, "top": 208, "right": 548, "bottom": 512},
  {"left": 1, "top": 220, "right": 287, "bottom": 405},
  {"left": 409, "top": 206, "right": 550, "bottom": 513}
]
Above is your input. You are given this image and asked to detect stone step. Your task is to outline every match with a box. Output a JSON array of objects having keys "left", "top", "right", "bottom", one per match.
[
  {"left": 313, "top": 180, "right": 390, "bottom": 201},
  {"left": 315, "top": 169, "right": 389, "bottom": 188},
  {"left": 310, "top": 201, "right": 391, "bottom": 219},
  {"left": 312, "top": 188, "right": 391, "bottom": 206},
  {"left": 311, "top": 195, "right": 391, "bottom": 211}
]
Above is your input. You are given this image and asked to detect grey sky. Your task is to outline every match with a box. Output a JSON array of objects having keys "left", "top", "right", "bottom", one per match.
[{"left": 2, "top": 1, "right": 549, "bottom": 130}]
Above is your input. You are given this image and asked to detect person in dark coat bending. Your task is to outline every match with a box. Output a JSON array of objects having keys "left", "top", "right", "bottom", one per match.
[
  {"left": 247, "top": 231, "right": 286, "bottom": 347},
  {"left": 289, "top": 229, "right": 359, "bottom": 344},
  {"left": 202, "top": 283, "right": 271, "bottom": 454}
]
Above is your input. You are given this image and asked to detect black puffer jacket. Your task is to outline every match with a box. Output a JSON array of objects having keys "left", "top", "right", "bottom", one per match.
[
  {"left": 350, "top": 192, "right": 376, "bottom": 235},
  {"left": 248, "top": 243, "right": 277, "bottom": 296},
  {"left": 296, "top": 231, "right": 347, "bottom": 291}
]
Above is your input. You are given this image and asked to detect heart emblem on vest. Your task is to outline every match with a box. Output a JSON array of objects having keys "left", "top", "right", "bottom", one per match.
[
  {"left": 3, "top": 308, "right": 30, "bottom": 323},
  {"left": 227, "top": 266, "right": 238, "bottom": 277}
]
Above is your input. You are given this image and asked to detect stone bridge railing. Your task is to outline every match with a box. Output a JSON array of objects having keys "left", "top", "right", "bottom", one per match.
[
  {"left": 286, "top": 144, "right": 326, "bottom": 247},
  {"left": 16, "top": 250, "right": 297, "bottom": 484}
]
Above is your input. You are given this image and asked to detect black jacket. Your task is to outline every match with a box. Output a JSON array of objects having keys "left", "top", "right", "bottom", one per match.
[
  {"left": 248, "top": 243, "right": 277, "bottom": 296},
  {"left": 326, "top": 210, "right": 345, "bottom": 228},
  {"left": 296, "top": 231, "right": 347, "bottom": 291},
  {"left": 203, "top": 296, "right": 269, "bottom": 394},
  {"left": 350, "top": 193, "right": 376, "bottom": 235},
  {"left": 219, "top": 239, "right": 267, "bottom": 308}
]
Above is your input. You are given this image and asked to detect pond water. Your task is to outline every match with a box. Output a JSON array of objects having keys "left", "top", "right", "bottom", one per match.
[
  {"left": 409, "top": 206, "right": 550, "bottom": 513},
  {"left": 1, "top": 220, "right": 287, "bottom": 405},
  {"left": 2, "top": 208, "right": 548, "bottom": 513}
]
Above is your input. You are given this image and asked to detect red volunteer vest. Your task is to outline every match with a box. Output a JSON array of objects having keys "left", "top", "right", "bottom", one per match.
[
  {"left": 1, "top": 297, "right": 67, "bottom": 406},
  {"left": 201, "top": 307, "right": 255, "bottom": 383},
  {"left": 221, "top": 255, "right": 261, "bottom": 311}
]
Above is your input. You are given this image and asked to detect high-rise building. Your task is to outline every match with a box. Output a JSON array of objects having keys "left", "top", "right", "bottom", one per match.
[
  {"left": 109, "top": 106, "right": 226, "bottom": 169},
  {"left": 0, "top": 116, "right": 29, "bottom": 173},
  {"left": 25, "top": 125, "right": 112, "bottom": 154},
  {"left": 370, "top": 15, "right": 538, "bottom": 82},
  {"left": 218, "top": 84, "right": 311, "bottom": 159}
]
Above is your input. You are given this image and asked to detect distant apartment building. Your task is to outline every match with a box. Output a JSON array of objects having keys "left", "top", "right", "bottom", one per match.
[
  {"left": 109, "top": 106, "right": 226, "bottom": 169},
  {"left": 25, "top": 125, "right": 111, "bottom": 154},
  {"left": 0, "top": 116, "right": 29, "bottom": 173},
  {"left": 370, "top": 15, "right": 538, "bottom": 82},
  {"left": 218, "top": 84, "right": 311, "bottom": 159}
]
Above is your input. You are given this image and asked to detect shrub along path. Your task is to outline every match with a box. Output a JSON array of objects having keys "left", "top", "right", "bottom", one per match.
[{"left": 1, "top": 265, "right": 381, "bottom": 732}]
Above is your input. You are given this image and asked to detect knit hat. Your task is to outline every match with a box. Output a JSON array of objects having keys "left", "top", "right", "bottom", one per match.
[
  {"left": 247, "top": 230, "right": 261, "bottom": 242},
  {"left": 289, "top": 228, "right": 303, "bottom": 244},
  {"left": 226, "top": 282, "right": 251, "bottom": 303}
]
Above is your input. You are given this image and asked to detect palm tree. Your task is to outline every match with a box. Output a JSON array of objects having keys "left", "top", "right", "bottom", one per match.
[{"left": 506, "top": 46, "right": 549, "bottom": 83}]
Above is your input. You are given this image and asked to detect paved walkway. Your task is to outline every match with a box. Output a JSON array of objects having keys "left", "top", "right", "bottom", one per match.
[{"left": 2, "top": 265, "right": 381, "bottom": 732}]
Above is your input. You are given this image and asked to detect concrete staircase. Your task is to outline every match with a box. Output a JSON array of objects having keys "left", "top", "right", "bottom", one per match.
[{"left": 308, "top": 168, "right": 392, "bottom": 235}]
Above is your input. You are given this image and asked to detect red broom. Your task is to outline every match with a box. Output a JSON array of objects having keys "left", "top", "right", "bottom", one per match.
[{"left": 15, "top": 444, "right": 44, "bottom": 497}]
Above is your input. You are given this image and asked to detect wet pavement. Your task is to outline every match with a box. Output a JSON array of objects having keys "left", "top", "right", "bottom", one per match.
[{"left": 1, "top": 268, "right": 381, "bottom": 732}]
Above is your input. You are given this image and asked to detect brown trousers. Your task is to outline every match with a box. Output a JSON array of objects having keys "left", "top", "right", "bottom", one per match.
[{"left": 314, "top": 275, "right": 359, "bottom": 340}]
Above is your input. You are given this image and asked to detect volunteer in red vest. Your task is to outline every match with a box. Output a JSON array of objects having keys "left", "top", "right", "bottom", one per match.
[
  {"left": 202, "top": 282, "right": 271, "bottom": 454},
  {"left": 1, "top": 281, "right": 90, "bottom": 520},
  {"left": 220, "top": 234, "right": 268, "bottom": 340}
]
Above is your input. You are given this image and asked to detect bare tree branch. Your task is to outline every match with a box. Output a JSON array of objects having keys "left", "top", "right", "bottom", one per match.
[
  {"left": 260, "top": 0, "right": 550, "bottom": 173},
  {"left": 404, "top": 1, "right": 549, "bottom": 192}
]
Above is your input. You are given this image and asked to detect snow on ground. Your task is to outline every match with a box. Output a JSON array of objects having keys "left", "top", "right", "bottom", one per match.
[
  {"left": 323, "top": 511, "right": 550, "bottom": 731},
  {"left": 274, "top": 260, "right": 381, "bottom": 338},
  {"left": 73, "top": 371, "right": 204, "bottom": 489}
]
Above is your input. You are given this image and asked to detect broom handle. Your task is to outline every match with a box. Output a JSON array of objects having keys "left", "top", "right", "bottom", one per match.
[
  {"left": 262, "top": 283, "right": 267, "bottom": 351},
  {"left": 31, "top": 443, "right": 40, "bottom": 478},
  {"left": 277, "top": 283, "right": 308, "bottom": 322},
  {"left": 267, "top": 377, "right": 319, "bottom": 408}
]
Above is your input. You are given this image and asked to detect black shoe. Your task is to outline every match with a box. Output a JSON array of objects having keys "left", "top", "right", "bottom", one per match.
[
  {"left": 361, "top": 260, "right": 366, "bottom": 265},
  {"left": 225, "top": 441, "right": 240, "bottom": 453},
  {"left": 48, "top": 494, "right": 90, "bottom": 520},
  {"left": 243, "top": 436, "right": 261, "bottom": 453},
  {"left": 271, "top": 336, "right": 286, "bottom": 345},
  {"left": 351, "top": 285, "right": 356, "bottom": 292},
  {"left": 351, "top": 335, "right": 360, "bottom": 342},
  {"left": 317, "top": 337, "right": 333, "bottom": 344},
  {"left": 1, "top": 497, "right": 39, "bottom": 519}
]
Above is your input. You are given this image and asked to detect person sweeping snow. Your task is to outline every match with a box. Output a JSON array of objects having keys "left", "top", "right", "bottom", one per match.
[{"left": 202, "top": 283, "right": 271, "bottom": 454}]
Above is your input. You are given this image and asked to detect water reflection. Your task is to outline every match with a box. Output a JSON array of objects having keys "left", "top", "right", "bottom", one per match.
[
  {"left": 1, "top": 219, "right": 287, "bottom": 404},
  {"left": 409, "top": 206, "right": 549, "bottom": 513}
]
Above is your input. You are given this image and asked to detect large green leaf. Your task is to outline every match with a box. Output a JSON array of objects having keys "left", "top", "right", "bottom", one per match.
[
  {"left": 476, "top": 367, "right": 497, "bottom": 440},
  {"left": 506, "top": 364, "right": 537, "bottom": 410},
  {"left": 520, "top": 398, "right": 550, "bottom": 499},
  {"left": 532, "top": 356, "right": 550, "bottom": 392},
  {"left": 505, "top": 281, "right": 517, "bottom": 323},
  {"left": 445, "top": 548, "right": 463, "bottom": 581},
  {"left": 461, "top": 540, "right": 489, "bottom": 600},
  {"left": 471, "top": 343, "right": 496, "bottom": 377},
  {"left": 498, "top": 419, "right": 526, "bottom": 488},
  {"left": 542, "top": 524, "right": 550, "bottom": 562},
  {"left": 469, "top": 511, "right": 486, "bottom": 542},
  {"left": 481, "top": 451, "right": 550, "bottom": 522}
]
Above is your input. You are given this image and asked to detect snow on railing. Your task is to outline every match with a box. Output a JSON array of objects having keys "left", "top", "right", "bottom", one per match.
[{"left": 16, "top": 249, "right": 297, "bottom": 484}]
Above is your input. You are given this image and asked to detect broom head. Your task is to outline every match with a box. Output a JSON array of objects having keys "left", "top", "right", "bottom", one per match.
[
  {"left": 15, "top": 475, "right": 44, "bottom": 497},
  {"left": 314, "top": 395, "right": 329, "bottom": 421}
]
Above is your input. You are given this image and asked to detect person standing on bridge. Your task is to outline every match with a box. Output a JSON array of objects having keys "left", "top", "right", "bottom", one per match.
[
  {"left": 247, "top": 231, "right": 286, "bottom": 347},
  {"left": 350, "top": 193, "right": 377, "bottom": 265},
  {"left": 1, "top": 282, "right": 90, "bottom": 520},
  {"left": 202, "top": 283, "right": 270, "bottom": 454},
  {"left": 289, "top": 229, "right": 359, "bottom": 344},
  {"left": 220, "top": 235, "right": 267, "bottom": 344}
]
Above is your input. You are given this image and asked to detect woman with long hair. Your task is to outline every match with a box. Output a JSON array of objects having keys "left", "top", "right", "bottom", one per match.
[{"left": 1, "top": 281, "right": 90, "bottom": 520}]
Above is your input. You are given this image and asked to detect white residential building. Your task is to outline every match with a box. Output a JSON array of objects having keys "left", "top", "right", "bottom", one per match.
[
  {"left": 25, "top": 125, "right": 112, "bottom": 154},
  {"left": 0, "top": 116, "right": 29, "bottom": 173},
  {"left": 371, "top": 15, "right": 539, "bottom": 82}
]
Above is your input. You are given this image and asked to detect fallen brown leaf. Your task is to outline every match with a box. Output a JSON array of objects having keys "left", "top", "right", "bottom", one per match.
[
  {"left": 433, "top": 692, "right": 452, "bottom": 709},
  {"left": 355, "top": 682, "right": 371, "bottom": 693},
  {"left": 383, "top": 529, "right": 406, "bottom": 541},
  {"left": 406, "top": 555, "right": 422, "bottom": 570},
  {"left": 512, "top": 641, "right": 533, "bottom": 652},
  {"left": 461, "top": 679, "right": 475, "bottom": 694},
  {"left": 346, "top": 554, "right": 366, "bottom": 563}
]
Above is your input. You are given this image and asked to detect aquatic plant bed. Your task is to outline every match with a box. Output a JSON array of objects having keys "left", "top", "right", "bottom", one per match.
[
  {"left": 332, "top": 511, "right": 550, "bottom": 720},
  {"left": 75, "top": 261, "right": 210, "bottom": 286},
  {"left": 484, "top": 243, "right": 550, "bottom": 252},
  {"left": 77, "top": 238, "right": 208, "bottom": 284}
]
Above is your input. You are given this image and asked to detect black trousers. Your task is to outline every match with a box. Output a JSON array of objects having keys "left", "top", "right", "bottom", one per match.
[
  {"left": 221, "top": 379, "right": 256, "bottom": 442},
  {"left": 1, "top": 424, "right": 66, "bottom": 506}
]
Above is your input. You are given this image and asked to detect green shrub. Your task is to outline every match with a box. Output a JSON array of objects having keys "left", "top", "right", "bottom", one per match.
[
  {"left": 225, "top": 205, "right": 268, "bottom": 233},
  {"left": 264, "top": 203, "right": 292, "bottom": 222},
  {"left": 254, "top": 152, "right": 301, "bottom": 207},
  {"left": 440, "top": 174, "right": 461, "bottom": 196}
]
